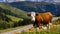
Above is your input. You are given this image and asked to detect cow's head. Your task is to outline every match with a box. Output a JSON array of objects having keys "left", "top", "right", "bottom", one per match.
[{"left": 27, "top": 12, "right": 36, "bottom": 21}]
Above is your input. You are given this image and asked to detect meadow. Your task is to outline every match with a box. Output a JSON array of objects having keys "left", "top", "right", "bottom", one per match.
[
  {"left": 15, "top": 18, "right": 60, "bottom": 34},
  {"left": 20, "top": 25, "right": 60, "bottom": 34}
]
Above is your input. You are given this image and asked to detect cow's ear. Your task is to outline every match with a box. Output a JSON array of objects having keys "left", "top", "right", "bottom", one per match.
[
  {"left": 27, "top": 14, "right": 31, "bottom": 16},
  {"left": 36, "top": 13, "right": 38, "bottom": 16}
]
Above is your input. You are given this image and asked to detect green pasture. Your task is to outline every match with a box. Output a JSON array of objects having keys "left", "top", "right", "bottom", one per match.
[{"left": 6, "top": 15, "right": 23, "bottom": 22}]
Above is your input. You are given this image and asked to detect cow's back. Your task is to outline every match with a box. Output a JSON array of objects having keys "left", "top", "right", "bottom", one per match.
[{"left": 40, "top": 12, "right": 52, "bottom": 24}]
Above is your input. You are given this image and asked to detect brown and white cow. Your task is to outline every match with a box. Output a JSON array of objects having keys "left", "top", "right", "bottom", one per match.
[{"left": 27, "top": 12, "right": 52, "bottom": 30}]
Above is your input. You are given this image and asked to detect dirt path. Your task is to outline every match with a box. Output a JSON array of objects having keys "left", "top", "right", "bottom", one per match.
[{"left": 1, "top": 24, "right": 33, "bottom": 34}]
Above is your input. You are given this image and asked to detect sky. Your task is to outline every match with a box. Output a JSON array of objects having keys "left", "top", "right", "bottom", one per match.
[
  {"left": 0, "top": 0, "right": 16, "bottom": 2},
  {"left": 54, "top": 0, "right": 60, "bottom": 2},
  {"left": 0, "top": 0, "right": 60, "bottom": 2},
  {"left": 0, "top": 0, "right": 3, "bottom": 1},
  {"left": 16, "top": 0, "right": 60, "bottom": 2}
]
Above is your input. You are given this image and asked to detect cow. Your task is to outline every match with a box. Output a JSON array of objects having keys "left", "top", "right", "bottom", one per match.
[{"left": 27, "top": 12, "right": 52, "bottom": 31}]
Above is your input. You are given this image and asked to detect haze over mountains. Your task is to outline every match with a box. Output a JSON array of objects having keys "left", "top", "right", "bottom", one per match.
[{"left": 0, "top": 0, "right": 60, "bottom": 2}]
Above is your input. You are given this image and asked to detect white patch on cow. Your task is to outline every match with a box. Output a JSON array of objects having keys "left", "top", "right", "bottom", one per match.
[
  {"left": 42, "top": 26, "right": 47, "bottom": 30},
  {"left": 35, "top": 27, "right": 39, "bottom": 31},
  {"left": 41, "top": 23, "right": 51, "bottom": 30},
  {"left": 37, "top": 27, "right": 39, "bottom": 31},
  {"left": 31, "top": 12, "right": 36, "bottom": 21}
]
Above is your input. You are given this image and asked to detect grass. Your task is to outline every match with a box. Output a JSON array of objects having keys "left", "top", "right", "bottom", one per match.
[
  {"left": 21, "top": 31, "right": 60, "bottom": 34},
  {"left": 19, "top": 24, "right": 60, "bottom": 34},
  {"left": 0, "top": 24, "right": 30, "bottom": 33},
  {"left": 0, "top": 3, "right": 28, "bottom": 18},
  {"left": 0, "top": 26, "right": 23, "bottom": 33},
  {"left": 1, "top": 18, "right": 59, "bottom": 34},
  {"left": 6, "top": 15, "right": 23, "bottom": 22},
  {"left": 0, "top": 18, "right": 59, "bottom": 34}
]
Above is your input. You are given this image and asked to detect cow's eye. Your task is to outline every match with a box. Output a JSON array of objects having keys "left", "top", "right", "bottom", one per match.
[{"left": 36, "top": 14, "right": 38, "bottom": 16}]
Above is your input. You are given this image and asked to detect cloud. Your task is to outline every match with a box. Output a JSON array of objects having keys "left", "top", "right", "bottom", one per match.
[
  {"left": 1, "top": 0, "right": 60, "bottom": 2},
  {"left": 54, "top": 0, "right": 60, "bottom": 2},
  {"left": 16, "top": 0, "right": 25, "bottom": 1},
  {"left": 3, "top": 0, "right": 16, "bottom": 2}
]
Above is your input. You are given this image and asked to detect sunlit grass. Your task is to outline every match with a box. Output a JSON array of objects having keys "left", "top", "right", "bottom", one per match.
[
  {"left": 15, "top": 19, "right": 60, "bottom": 34},
  {"left": 6, "top": 15, "right": 23, "bottom": 22},
  {"left": 20, "top": 31, "right": 60, "bottom": 34},
  {"left": 19, "top": 24, "right": 60, "bottom": 34}
]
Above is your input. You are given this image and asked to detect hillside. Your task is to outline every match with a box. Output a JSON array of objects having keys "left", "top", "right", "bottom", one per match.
[
  {"left": 0, "top": 3, "right": 29, "bottom": 18},
  {"left": 9, "top": 1, "right": 60, "bottom": 16},
  {"left": 0, "top": 3, "right": 31, "bottom": 29}
]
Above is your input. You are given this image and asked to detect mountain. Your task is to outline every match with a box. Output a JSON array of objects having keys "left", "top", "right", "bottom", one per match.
[{"left": 9, "top": 1, "right": 60, "bottom": 16}]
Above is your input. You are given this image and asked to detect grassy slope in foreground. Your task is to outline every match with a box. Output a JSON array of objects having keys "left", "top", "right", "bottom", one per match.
[
  {"left": 0, "top": 2, "right": 30, "bottom": 33},
  {"left": 20, "top": 19, "right": 60, "bottom": 34}
]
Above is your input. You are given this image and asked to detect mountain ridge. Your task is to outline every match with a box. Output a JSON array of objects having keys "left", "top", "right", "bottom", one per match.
[{"left": 9, "top": 1, "right": 60, "bottom": 16}]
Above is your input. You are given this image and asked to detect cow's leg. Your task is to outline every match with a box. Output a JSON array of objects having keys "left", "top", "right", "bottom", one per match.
[
  {"left": 36, "top": 27, "right": 39, "bottom": 31},
  {"left": 34, "top": 24, "right": 39, "bottom": 31},
  {"left": 47, "top": 23, "right": 50, "bottom": 31},
  {"left": 42, "top": 25, "right": 47, "bottom": 30}
]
